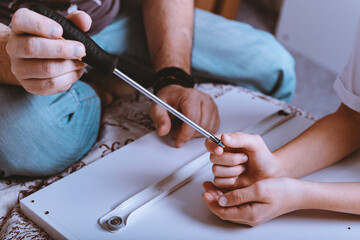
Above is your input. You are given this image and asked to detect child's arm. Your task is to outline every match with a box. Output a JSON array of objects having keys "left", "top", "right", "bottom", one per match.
[
  {"left": 202, "top": 178, "right": 360, "bottom": 226},
  {"left": 205, "top": 104, "right": 360, "bottom": 189},
  {"left": 274, "top": 103, "right": 360, "bottom": 178}
]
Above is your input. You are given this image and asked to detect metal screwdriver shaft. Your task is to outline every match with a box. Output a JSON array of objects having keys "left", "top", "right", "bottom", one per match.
[
  {"left": 31, "top": 5, "right": 224, "bottom": 148},
  {"left": 113, "top": 69, "right": 225, "bottom": 148}
]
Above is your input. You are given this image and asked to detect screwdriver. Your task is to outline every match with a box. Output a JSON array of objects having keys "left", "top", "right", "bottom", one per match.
[{"left": 30, "top": 5, "right": 225, "bottom": 148}]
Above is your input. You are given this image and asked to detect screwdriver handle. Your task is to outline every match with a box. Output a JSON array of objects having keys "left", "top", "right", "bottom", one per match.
[{"left": 30, "top": 5, "right": 119, "bottom": 75}]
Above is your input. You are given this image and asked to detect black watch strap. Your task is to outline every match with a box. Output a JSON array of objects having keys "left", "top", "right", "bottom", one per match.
[{"left": 152, "top": 67, "right": 195, "bottom": 95}]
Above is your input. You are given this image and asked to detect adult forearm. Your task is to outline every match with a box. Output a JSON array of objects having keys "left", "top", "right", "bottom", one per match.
[
  {"left": 142, "top": 0, "right": 194, "bottom": 74},
  {"left": 298, "top": 181, "right": 360, "bottom": 215},
  {"left": 0, "top": 23, "right": 19, "bottom": 85},
  {"left": 274, "top": 104, "right": 360, "bottom": 178}
]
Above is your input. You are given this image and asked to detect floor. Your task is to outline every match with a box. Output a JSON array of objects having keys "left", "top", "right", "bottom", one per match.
[{"left": 236, "top": 0, "right": 341, "bottom": 118}]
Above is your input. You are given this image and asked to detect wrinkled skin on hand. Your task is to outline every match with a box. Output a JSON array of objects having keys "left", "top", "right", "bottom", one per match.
[{"left": 6, "top": 8, "right": 91, "bottom": 95}]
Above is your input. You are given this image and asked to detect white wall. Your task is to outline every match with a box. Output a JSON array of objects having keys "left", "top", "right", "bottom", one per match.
[{"left": 276, "top": 0, "right": 360, "bottom": 73}]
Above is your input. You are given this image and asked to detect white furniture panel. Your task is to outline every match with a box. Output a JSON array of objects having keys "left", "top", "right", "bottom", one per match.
[{"left": 20, "top": 89, "right": 360, "bottom": 240}]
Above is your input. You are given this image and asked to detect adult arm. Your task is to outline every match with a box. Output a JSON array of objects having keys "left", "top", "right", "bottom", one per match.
[
  {"left": 142, "top": 0, "right": 193, "bottom": 73},
  {"left": 143, "top": 0, "right": 220, "bottom": 147}
]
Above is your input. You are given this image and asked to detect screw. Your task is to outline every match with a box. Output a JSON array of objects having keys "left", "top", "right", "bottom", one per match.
[
  {"left": 106, "top": 216, "right": 123, "bottom": 231},
  {"left": 110, "top": 217, "right": 122, "bottom": 225}
]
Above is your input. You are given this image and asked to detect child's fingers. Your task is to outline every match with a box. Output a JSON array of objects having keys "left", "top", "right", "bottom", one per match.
[
  {"left": 202, "top": 181, "right": 229, "bottom": 217},
  {"left": 205, "top": 136, "right": 223, "bottom": 155},
  {"left": 212, "top": 164, "right": 246, "bottom": 178},
  {"left": 234, "top": 175, "right": 252, "bottom": 188},
  {"left": 202, "top": 181, "right": 224, "bottom": 197},
  {"left": 202, "top": 193, "right": 242, "bottom": 222},
  {"left": 221, "top": 132, "right": 266, "bottom": 152},
  {"left": 202, "top": 182, "right": 256, "bottom": 223},
  {"left": 214, "top": 176, "right": 237, "bottom": 189},
  {"left": 202, "top": 191, "right": 223, "bottom": 215},
  {"left": 210, "top": 152, "right": 248, "bottom": 166},
  {"left": 218, "top": 185, "right": 260, "bottom": 207}
]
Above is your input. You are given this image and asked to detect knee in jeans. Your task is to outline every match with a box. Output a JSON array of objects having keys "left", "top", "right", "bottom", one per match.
[
  {"left": 0, "top": 82, "right": 101, "bottom": 177},
  {"left": 265, "top": 46, "right": 296, "bottom": 102},
  {"left": 0, "top": 122, "right": 98, "bottom": 177}
]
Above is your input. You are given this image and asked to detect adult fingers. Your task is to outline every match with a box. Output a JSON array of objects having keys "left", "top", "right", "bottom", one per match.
[
  {"left": 210, "top": 152, "right": 248, "bottom": 166},
  {"left": 11, "top": 8, "right": 63, "bottom": 38},
  {"left": 7, "top": 36, "right": 86, "bottom": 59},
  {"left": 22, "top": 69, "right": 83, "bottom": 95},
  {"left": 211, "top": 102, "right": 221, "bottom": 133},
  {"left": 200, "top": 96, "right": 219, "bottom": 134},
  {"left": 212, "top": 164, "right": 246, "bottom": 178},
  {"left": 12, "top": 59, "right": 86, "bottom": 79},
  {"left": 191, "top": 96, "right": 219, "bottom": 139},
  {"left": 150, "top": 103, "right": 172, "bottom": 137},
  {"left": 66, "top": 10, "right": 92, "bottom": 32},
  {"left": 174, "top": 100, "right": 201, "bottom": 147}
]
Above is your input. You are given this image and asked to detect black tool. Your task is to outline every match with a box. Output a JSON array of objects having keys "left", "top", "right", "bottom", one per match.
[{"left": 30, "top": 5, "right": 225, "bottom": 148}]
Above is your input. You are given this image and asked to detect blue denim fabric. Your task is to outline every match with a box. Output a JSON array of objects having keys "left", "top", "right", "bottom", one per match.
[
  {"left": 0, "top": 81, "right": 100, "bottom": 177},
  {"left": 0, "top": 3, "right": 295, "bottom": 177},
  {"left": 92, "top": 6, "right": 296, "bottom": 102}
]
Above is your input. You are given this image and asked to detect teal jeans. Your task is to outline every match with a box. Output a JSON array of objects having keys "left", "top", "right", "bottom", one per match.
[{"left": 0, "top": 4, "right": 295, "bottom": 177}]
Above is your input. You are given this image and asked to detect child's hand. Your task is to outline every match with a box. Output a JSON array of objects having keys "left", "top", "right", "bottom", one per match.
[
  {"left": 205, "top": 132, "right": 279, "bottom": 189},
  {"left": 202, "top": 178, "right": 303, "bottom": 226}
]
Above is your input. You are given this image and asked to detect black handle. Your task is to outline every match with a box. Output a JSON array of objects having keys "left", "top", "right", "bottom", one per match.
[{"left": 30, "top": 5, "right": 119, "bottom": 75}]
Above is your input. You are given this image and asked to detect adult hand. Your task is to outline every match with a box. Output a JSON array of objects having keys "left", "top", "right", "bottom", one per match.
[
  {"left": 151, "top": 85, "right": 220, "bottom": 148},
  {"left": 6, "top": 8, "right": 90, "bottom": 95},
  {"left": 205, "top": 132, "right": 279, "bottom": 189},
  {"left": 202, "top": 178, "right": 303, "bottom": 226}
]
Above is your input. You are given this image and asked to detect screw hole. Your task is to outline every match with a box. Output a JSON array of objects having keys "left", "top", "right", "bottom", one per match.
[
  {"left": 44, "top": 211, "right": 49, "bottom": 215},
  {"left": 31, "top": 200, "right": 35, "bottom": 203}
]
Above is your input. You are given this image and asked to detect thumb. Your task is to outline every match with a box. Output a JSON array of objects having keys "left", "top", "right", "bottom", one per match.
[
  {"left": 150, "top": 103, "right": 171, "bottom": 136},
  {"left": 221, "top": 132, "right": 265, "bottom": 152},
  {"left": 66, "top": 10, "right": 92, "bottom": 32},
  {"left": 218, "top": 185, "right": 260, "bottom": 207}
]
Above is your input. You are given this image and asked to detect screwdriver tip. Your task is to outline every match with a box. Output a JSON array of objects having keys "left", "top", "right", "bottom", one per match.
[
  {"left": 218, "top": 141, "right": 225, "bottom": 148},
  {"left": 210, "top": 135, "right": 225, "bottom": 148}
]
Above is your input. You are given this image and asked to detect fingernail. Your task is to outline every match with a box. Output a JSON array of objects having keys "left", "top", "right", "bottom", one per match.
[
  {"left": 73, "top": 44, "right": 85, "bottom": 58},
  {"left": 219, "top": 196, "right": 228, "bottom": 206},
  {"left": 242, "top": 155, "right": 248, "bottom": 162},
  {"left": 50, "top": 26, "right": 62, "bottom": 37},
  {"left": 177, "top": 142, "right": 185, "bottom": 148}
]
